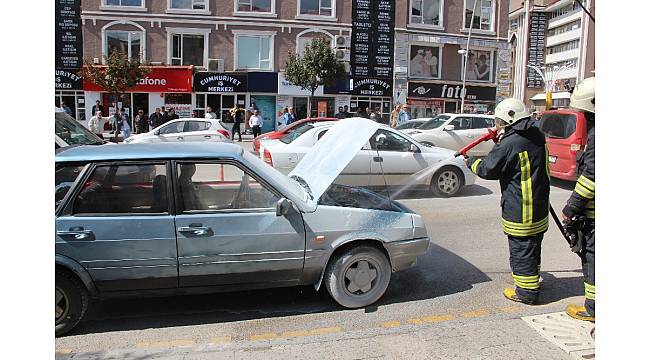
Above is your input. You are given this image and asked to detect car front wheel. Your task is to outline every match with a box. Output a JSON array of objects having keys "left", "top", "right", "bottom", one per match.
[
  {"left": 431, "top": 166, "right": 463, "bottom": 197},
  {"left": 56, "top": 270, "right": 89, "bottom": 337},
  {"left": 324, "top": 246, "right": 391, "bottom": 308}
]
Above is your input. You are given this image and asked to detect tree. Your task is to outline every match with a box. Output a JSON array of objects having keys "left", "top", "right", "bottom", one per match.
[
  {"left": 284, "top": 38, "right": 346, "bottom": 117},
  {"left": 80, "top": 51, "right": 150, "bottom": 112}
]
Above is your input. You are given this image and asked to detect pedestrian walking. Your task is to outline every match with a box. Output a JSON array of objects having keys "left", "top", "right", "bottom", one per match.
[
  {"left": 561, "top": 77, "right": 596, "bottom": 322},
  {"left": 249, "top": 109, "right": 263, "bottom": 138},
  {"left": 88, "top": 110, "right": 110, "bottom": 139},
  {"left": 397, "top": 104, "right": 411, "bottom": 126},
  {"left": 389, "top": 104, "right": 401, "bottom": 128},
  {"left": 135, "top": 109, "right": 149, "bottom": 134},
  {"left": 466, "top": 98, "right": 550, "bottom": 305},
  {"left": 231, "top": 105, "right": 244, "bottom": 142},
  {"left": 149, "top": 108, "right": 165, "bottom": 129},
  {"left": 205, "top": 106, "right": 217, "bottom": 119},
  {"left": 111, "top": 109, "right": 124, "bottom": 142},
  {"left": 119, "top": 108, "right": 132, "bottom": 140}
]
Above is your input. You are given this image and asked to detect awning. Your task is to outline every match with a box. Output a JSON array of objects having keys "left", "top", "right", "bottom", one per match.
[{"left": 530, "top": 92, "right": 571, "bottom": 101}]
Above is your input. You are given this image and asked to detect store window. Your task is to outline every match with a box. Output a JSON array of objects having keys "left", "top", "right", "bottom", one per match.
[
  {"left": 298, "top": 0, "right": 333, "bottom": 17},
  {"left": 236, "top": 34, "right": 273, "bottom": 70},
  {"left": 462, "top": 49, "right": 493, "bottom": 82},
  {"left": 464, "top": 0, "right": 494, "bottom": 31},
  {"left": 169, "top": 0, "right": 207, "bottom": 10},
  {"left": 409, "top": 44, "right": 441, "bottom": 79},
  {"left": 106, "top": 30, "right": 142, "bottom": 60},
  {"left": 194, "top": 94, "right": 246, "bottom": 119},
  {"left": 55, "top": 91, "right": 86, "bottom": 121},
  {"left": 410, "top": 0, "right": 442, "bottom": 26},
  {"left": 171, "top": 33, "right": 205, "bottom": 66},
  {"left": 237, "top": 0, "right": 273, "bottom": 13},
  {"left": 104, "top": 0, "right": 143, "bottom": 6},
  {"left": 350, "top": 97, "right": 391, "bottom": 123}
]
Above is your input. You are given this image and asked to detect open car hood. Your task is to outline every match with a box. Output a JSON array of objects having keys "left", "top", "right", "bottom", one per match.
[{"left": 288, "top": 117, "right": 380, "bottom": 212}]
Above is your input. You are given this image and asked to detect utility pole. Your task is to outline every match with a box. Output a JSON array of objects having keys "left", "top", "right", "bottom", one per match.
[{"left": 459, "top": 0, "right": 479, "bottom": 113}]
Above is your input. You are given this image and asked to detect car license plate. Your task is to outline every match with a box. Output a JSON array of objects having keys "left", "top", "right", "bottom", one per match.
[{"left": 548, "top": 155, "right": 557, "bottom": 164}]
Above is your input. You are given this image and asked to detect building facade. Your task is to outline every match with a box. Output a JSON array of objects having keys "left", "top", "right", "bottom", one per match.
[
  {"left": 57, "top": 0, "right": 509, "bottom": 130},
  {"left": 508, "top": 0, "right": 595, "bottom": 111}
]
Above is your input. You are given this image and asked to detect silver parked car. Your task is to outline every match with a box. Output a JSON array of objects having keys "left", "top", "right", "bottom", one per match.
[{"left": 55, "top": 119, "right": 430, "bottom": 336}]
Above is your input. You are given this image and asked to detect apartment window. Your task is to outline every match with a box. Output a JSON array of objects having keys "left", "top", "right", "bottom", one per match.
[
  {"left": 549, "top": 2, "right": 581, "bottom": 20},
  {"left": 237, "top": 0, "right": 272, "bottom": 12},
  {"left": 104, "top": 0, "right": 143, "bottom": 6},
  {"left": 509, "top": 18, "right": 519, "bottom": 31},
  {"left": 106, "top": 31, "right": 142, "bottom": 60},
  {"left": 236, "top": 34, "right": 273, "bottom": 70},
  {"left": 547, "top": 39, "right": 579, "bottom": 55},
  {"left": 171, "top": 34, "right": 205, "bottom": 66},
  {"left": 464, "top": 0, "right": 494, "bottom": 31},
  {"left": 548, "top": 19, "right": 581, "bottom": 36},
  {"left": 546, "top": 58, "right": 578, "bottom": 69},
  {"left": 169, "top": 0, "right": 206, "bottom": 10},
  {"left": 299, "top": 0, "right": 333, "bottom": 17},
  {"left": 410, "top": 0, "right": 442, "bottom": 26}
]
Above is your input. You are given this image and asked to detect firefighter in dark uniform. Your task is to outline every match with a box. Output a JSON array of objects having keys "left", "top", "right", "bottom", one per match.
[
  {"left": 562, "top": 77, "right": 595, "bottom": 321},
  {"left": 466, "top": 98, "right": 550, "bottom": 304}
]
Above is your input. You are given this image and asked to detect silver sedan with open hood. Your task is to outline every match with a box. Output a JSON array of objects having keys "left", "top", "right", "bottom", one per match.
[{"left": 54, "top": 118, "right": 430, "bottom": 336}]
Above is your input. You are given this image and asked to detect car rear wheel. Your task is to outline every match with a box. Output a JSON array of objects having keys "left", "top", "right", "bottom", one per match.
[
  {"left": 324, "top": 246, "right": 391, "bottom": 308},
  {"left": 431, "top": 166, "right": 463, "bottom": 197},
  {"left": 56, "top": 270, "right": 89, "bottom": 337}
]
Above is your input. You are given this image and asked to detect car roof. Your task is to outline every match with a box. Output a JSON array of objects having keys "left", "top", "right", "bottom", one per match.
[
  {"left": 55, "top": 142, "right": 244, "bottom": 163},
  {"left": 441, "top": 113, "right": 495, "bottom": 118}
]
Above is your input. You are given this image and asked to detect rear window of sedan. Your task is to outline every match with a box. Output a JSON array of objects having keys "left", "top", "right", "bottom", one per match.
[
  {"left": 418, "top": 115, "right": 450, "bottom": 130},
  {"left": 280, "top": 124, "right": 314, "bottom": 144}
]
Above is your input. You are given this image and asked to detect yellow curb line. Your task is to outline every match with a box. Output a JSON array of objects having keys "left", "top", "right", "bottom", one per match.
[
  {"left": 249, "top": 333, "right": 280, "bottom": 341},
  {"left": 462, "top": 309, "right": 489, "bottom": 318},
  {"left": 210, "top": 336, "right": 232, "bottom": 344},
  {"left": 382, "top": 321, "right": 401, "bottom": 328},
  {"left": 55, "top": 348, "right": 73, "bottom": 355},
  {"left": 135, "top": 339, "right": 195, "bottom": 349}
]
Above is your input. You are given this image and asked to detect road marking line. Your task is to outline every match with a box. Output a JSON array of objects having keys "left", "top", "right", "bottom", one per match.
[
  {"left": 309, "top": 327, "right": 341, "bottom": 336},
  {"left": 282, "top": 330, "right": 311, "bottom": 338},
  {"left": 210, "top": 336, "right": 232, "bottom": 344},
  {"left": 462, "top": 309, "right": 489, "bottom": 318},
  {"left": 382, "top": 321, "right": 401, "bottom": 328},
  {"left": 136, "top": 339, "right": 195, "bottom": 349},
  {"left": 421, "top": 314, "right": 455, "bottom": 323},
  {"left": 55, "top": 348, "right": 73, "bottom": 355},
  {"left": 249, "top": 333, "right": 279, "bottom": 341}
]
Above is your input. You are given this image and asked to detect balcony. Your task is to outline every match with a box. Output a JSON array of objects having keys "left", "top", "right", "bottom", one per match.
[
  {"left": 545, "top": 48, "right": 579, "bottom": 64},
  {"left": 546, "top": 28, "right": 581, "bottom": 47},
  {"left": 548, "top": 10, "right": 582, "bottom": 29}
]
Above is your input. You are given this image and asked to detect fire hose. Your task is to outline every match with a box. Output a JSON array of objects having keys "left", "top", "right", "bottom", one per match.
[{"left": 454, "top": 127, "right": 584, "bottom": 253}]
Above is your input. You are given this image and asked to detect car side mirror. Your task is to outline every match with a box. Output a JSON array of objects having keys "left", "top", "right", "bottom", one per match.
[
  {"left": 276, "top": 198, "right": 294, "bottom": 216},
  {"left": 409, "top": 144, "right": 420, "bottom": 153},
  {"left": 443, "top": 125, "right": 455, "bottom": 131}
]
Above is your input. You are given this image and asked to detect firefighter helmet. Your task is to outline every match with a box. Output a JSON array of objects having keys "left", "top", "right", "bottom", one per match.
[
  {"left": 494, "top": 98, "right": 530, "bottom": 126},
  {"left": 570, "top": 77, "right": 595, "bottom": 113}
]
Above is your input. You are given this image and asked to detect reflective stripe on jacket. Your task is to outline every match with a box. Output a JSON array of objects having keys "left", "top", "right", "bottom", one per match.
[{"left": 467, "top": 118, "right": 551, "bottom": 236}]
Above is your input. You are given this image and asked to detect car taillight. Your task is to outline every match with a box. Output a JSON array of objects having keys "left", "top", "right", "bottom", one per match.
[
  {"left": 218, "top": 129, "right": 230, "bottom": 139},
  {"left": 263, "top": 149, "right": 273, "bottom": 166}
]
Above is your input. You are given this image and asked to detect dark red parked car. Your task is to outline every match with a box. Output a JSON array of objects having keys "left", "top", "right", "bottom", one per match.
[
  {"left": 252, "top": 117, "right": 338, "bottom": 153},
  {"left": 538, "top": 109, "right": 593, "bottom": 181}
]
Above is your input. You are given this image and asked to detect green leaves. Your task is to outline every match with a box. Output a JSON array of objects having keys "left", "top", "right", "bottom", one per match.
[
  {"left": 284, "top": 38, "right": 346, "bottom": 96},
  {"left": 80, "top": 51, "right": 151, "bottom": 96}
]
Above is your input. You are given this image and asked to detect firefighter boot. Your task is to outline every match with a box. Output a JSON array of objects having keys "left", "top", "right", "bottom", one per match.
[
  {"left": 503, "top": 288, "right": 537, "bottom": 305},
  {"left": 565, "top": 304, "right": 595, "bottom": 322}
]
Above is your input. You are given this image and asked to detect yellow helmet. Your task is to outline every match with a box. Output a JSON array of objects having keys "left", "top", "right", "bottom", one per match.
[
  {"left": 494, "top": 98, "right": 530, "bottom": 126},
  {"left": 570, "top": 77, "right": 595, "bottom": 113}
]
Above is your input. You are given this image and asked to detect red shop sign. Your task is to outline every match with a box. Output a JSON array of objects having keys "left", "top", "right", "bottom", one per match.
[{"left": 83, "top": 66, "right": 193, "bottom": 93}]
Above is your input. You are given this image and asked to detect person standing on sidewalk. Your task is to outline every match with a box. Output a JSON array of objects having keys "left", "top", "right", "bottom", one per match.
[
  {"left": 205, "top": 106, "right": 217, "bottom": 119},
  {"left": 149, "top": 108, "right": 164, "bottom": 129},
  {"left": 167, "top": 108, "right": 179, "bottom": 121},
  {"left": 562, "top": 77, "right": 596, "bottom": 322},
  {"left": 287, "top": 106, "right": 296, "bottom": 125},
  {"left": 397, "top": 104, "right": 411, "bottom": 126},
  {"left": 111, "top": 109, "right": 124, "bottom": 142},
  {"left": 466, "top": 98, "right": 550, "bottom": 305},
  {"left": 389, "top": 104, "right": 401, "bottom": 128},
  {"left": 249, "top": 109, "right": 263, "bottom": 138},
  {"left": 118, "top": 108, "right": 131, "bottom": 140},
  {"left": 135, "top": 109, "right": 149, "bottom": 134},
  {"left": 231, "top": 105, "right": 244, "bottom": 142},
  {"left": 88, "top": 110, "right": 110, "bottom": 139}
]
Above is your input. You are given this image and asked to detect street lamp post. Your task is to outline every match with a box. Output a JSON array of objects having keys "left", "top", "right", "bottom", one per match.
[{"left": 460, "top": 0, "right": 480, "bottom": 113}]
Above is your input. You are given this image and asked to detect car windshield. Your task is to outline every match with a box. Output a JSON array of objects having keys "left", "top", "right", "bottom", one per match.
[
  {"left": 280, "top": 124, "right": 314, "bottom": 144},
  {"left": 55, "top": 112, "right": 104, "bottom": 146},
  {"left": 418, "top": 115, "right": 450, "bottom": 130},
  {"left": 539, "top": 113, "right": 577, "bottom": 139}
]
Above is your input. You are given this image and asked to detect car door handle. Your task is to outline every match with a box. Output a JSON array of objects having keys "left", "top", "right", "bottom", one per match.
[
  {"left": 373, "top": 156, "right": 383, "bottom": 162},
  {"left": 204, "top": 135, "right": 211, "bottom": 139},
  {"left": 57, "top": 228, "right": 94, "bottom": 240},
  {"left": 466, "top": 135, "right": 475, "bottom": 138},
  {"left": 178, "top": 226, "right": 212, "bottom": 237},
  {"left": 177, "top": 136, "right": 184, "bottom": 140}
]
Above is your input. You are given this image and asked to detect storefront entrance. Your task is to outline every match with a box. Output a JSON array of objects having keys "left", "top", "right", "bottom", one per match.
[
  {"left": 55, "top": 91, "right": 85, "bottom": 121},
  {"left": 194, "top": 93, "right": 247, "bottom": 120},
  {"left": 350, "top": 96, "right": 391, "bottom": 123}
]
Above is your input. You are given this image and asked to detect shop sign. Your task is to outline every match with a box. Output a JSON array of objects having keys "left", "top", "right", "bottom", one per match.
[
  {"left": 84, "top": 66, "right": 193, "bottom": 93},
  {"left": 193, "top": 72, "right": 248, "bottom": 93},
  {"left": 408, "top": 82, "right": 496, "bottom": 101},
  {"left": 352, "top": 78, "right": 392, "bottom": 96},
  {"left": 55, "top": 69, "right": 83, "bottom": 90},
  {"left": 165, "top": 104, "right": 192, "bottom": 118},
  {"left": 527, "top": 11, "right": 547, "bottom": 88},
  {"left": 55, "top": 0, "right": 83, "bottom": 70},
  {"left": 278, "top": 72, "right": 323, "bottom": 96},
  {"left": 351, "top": 0, "right": 395, "bottom": 80}
]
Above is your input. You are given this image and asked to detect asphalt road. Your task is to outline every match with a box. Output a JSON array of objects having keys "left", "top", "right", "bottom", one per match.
[{"left": 56, "top": 166, "right": 583, "bottom": 357}]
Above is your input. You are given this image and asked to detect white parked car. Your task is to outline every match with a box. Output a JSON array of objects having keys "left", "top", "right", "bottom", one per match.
[
  {"left": 260, "top": 121, "right": 476, "bottom": 197},
  {"left": 124, "top": 118, "right": 232, "bottom": 144},
  {"left": 403, "top": 113, "right": 496, "bottom": 156}
]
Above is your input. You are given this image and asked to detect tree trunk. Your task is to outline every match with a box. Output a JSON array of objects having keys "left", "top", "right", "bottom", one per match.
[{"left": 307, "top": 88, "right": 315, "bottom": 119}]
